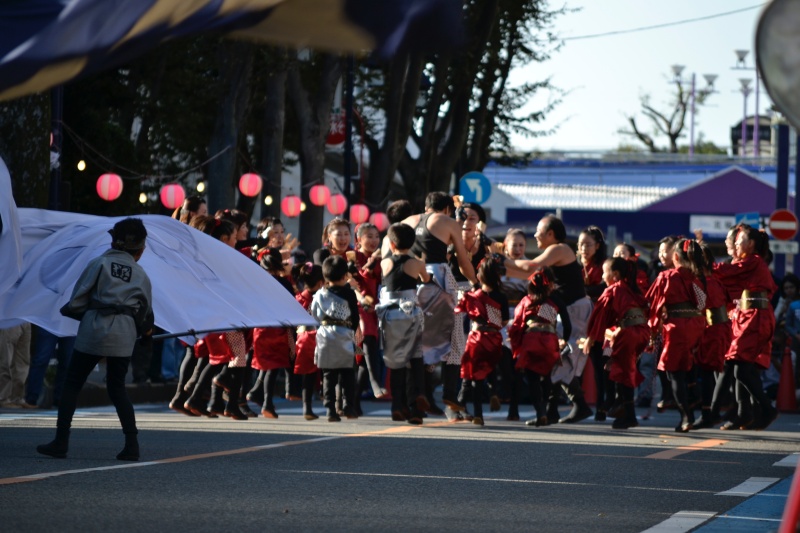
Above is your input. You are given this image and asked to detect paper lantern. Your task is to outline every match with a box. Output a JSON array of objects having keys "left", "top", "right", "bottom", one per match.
[
  {"left": 309, "top": 184, "right": 331, "bottom": 206},
  {"left": 96, "top": 173, "right": 123, "bottom": 201},
  {"left": 369, "top": 212, "right": 390, "bottom": 232},
  {"left": 327, "top": 193, "right": 347, "bottom": 216},
  {"left": 281, "top": 195, "right": 302, "bottom": 218},
  {"left": 160, "top": 183, "right": 186, "bottom": 209},
  {"left": 350, "top": 203, "right": 370, "bottom": 224},
  {"left": 238, "top": 173, "right": 262, "bottom": 197}
]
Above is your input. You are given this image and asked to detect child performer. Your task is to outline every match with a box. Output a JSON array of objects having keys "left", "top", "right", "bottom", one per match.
[
  {"left": 454, "top": 255, "right": 509, "bottom": 426},
  {"left": 293, "top": 262, "right": 324, "bottom": 420},
  {"left": 645, "top": 238, "right": 707, "bottom": 433},
  {"left": 377, "top": 223, "right": 431, "bottom": 424},
  {"left": 713, "top": 224, "right": 778, "bottom": 430},
  {"left": 583, "top": 258, "right": 651, "bottom": 429},
  {"left": 352, "top": 222, "right": 386, "bottom": 408},
  {"left": 311, "top": 256, "right": 361, "bottom": 422},
  {"left": 39, "top": 218, "right": 153, "bottom": 461},
  {"left": 508, "top": 268, "right": 571, "bottom": 428},
  {"left": 251, "top": 248, "right": 296, "bottom": 419},
  {"left": 692, "top": 244, "right": 732, "bottom": 429}
]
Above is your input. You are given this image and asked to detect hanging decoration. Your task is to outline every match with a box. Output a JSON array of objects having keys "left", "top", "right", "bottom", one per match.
[
  {"left": 160, "top": 183, "right": 186, "bottom": 209},
  {"left": 309, "top": 184, "right": 331, "bottom": 206},
  {"left": 327, "top": 193, "right": 347, "bottom": 216},
  {"left": 369, "top": 212, "right": 389, "bottom": 232},
  {"left": 96, "top": 173, "right": 123, "bottom": 201},
  {"left": 350, "top": 203, "right": 369, "bottom": 224},
  {"left": 281, "top": 195, "right": 302, "bottom": 218},
  {"left": 238, "top": 173, "right": 262, "bottom": 197}
]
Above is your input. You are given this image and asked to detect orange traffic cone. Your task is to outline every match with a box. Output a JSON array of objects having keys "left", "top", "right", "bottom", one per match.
[
  {"left": 776, "top": 346, "right": 798, "bottom": 413},
  {"left": 582, "top": 354, "right": 597, "bottom": 406}
]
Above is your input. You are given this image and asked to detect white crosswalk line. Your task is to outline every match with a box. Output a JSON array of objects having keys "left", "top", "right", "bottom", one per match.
[
  {"left": 640, "top": 511, "right": 716, "bottom": 533},
  {"left": 716, "top": 477, "right": 779, "bottom": 496}
]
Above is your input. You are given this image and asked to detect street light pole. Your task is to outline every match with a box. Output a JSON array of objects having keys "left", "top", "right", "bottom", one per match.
[
  {"left": 739, "top": 78, "right": 752, "bottom": 156},
  {"left": 734, "top": 49, "right": 760, "bottom": 157},
  {"left": 670, "top": 65, "right": 715, "bottom": 158}
]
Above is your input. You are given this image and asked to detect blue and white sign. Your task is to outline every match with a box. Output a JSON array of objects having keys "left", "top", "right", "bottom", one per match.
[
  {"left": 735, "top": 211, "right": 761, "bottom": 228},
  {"left": 459, "top": 171, "right": 492, "bottom": 205}
]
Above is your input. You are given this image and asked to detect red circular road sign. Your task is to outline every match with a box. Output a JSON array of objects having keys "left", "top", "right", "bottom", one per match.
[{"left": 768, "top": 208, "right": 799, "bottom": 240}]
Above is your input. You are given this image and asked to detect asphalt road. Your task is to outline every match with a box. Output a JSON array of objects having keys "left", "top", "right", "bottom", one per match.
[{"left": 0, "top": 401, "right": 797, "bottom": 532}]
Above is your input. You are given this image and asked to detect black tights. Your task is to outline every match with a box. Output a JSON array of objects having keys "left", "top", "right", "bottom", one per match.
[
  {"left": 58, "top": 350, "right": 136, "bottom": 435},
  {"left": 263, "top": 369, "right": 280, "bottom": 410},
  {"left": 733, "top": 361, "right": 772, "bottom": 417}
]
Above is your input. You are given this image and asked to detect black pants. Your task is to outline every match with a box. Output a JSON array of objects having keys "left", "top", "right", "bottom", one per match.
[{"left": 57, "top": 350, "right": 137, "bottom": 435}]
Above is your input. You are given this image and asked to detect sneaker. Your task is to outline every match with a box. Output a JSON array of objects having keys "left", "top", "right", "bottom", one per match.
[
  {"left": 16, "top": 399, "right": 38, "bottom": 409},
  {"left": 472, "top": 417, "right": 484, "bottom": 426}
]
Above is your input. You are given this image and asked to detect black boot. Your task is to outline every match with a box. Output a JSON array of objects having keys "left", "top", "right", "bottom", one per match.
[
  {"left": 441, "top": 364, "right": 462, "bottom": 411},
  {"left": 302, "top": 374, "right": 319, "bottom": 421},
  {"left": 37, "top": 427, "right": 70, "bottom": 458},
  {"left": 390, "top": 367, "right": 408, "bottom": 421},
  {"left": 116, "top": 433, "right": 139, "bottom": 461},
  {"left": 424, "top": 365, "right": 445, "bottom": 416},
  {"left": 246, "top": 370, "right": 265, "bottom": 405},
  {"left": 559, "top": 378, "right": 593, "bottom": 423},
  {"left": 223, "top": 368, "right": 248, "bottom": 421},
  {"left": 611, "top": 386, "right": 638, "bottom": 429},
  {"left": 471, "top": 380, "right": 484, "bottom": 426}
]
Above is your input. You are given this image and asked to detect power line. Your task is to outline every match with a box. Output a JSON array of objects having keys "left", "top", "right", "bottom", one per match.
[{"left": 563, "top": 4, "right": 766, "bottom": 41}]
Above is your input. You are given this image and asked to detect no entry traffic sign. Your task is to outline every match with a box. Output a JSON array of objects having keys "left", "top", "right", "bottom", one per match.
[{"left": 768, "top": 209, "right": 799, "bottom": 241}]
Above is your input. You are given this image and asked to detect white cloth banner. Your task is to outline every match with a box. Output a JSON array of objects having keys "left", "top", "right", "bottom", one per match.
[
  {"left": 0, "top": 156, "right": 22, "bottom": 294},
  {"left": 0, "top": 209, "right": 317, "bottom": 338}
]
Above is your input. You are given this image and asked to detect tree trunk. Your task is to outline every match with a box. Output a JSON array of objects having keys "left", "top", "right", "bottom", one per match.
[
  {"left": 287, "top": 54, "right": 343, "bottom": 253},
  {"left": 259, "top": 51, "right": 288, "bottom": 220},
  {"left": 207, "top": 42, "right": 254, "bottom": 214},
  {"left": 0, "top": 94, "right": 51, "bottom": 208}
]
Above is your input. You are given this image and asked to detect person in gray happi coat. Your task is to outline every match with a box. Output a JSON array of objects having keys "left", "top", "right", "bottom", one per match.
[
  {"left": 37, "top": 218, "right": 153, "bottom": 461},
  {"left": 311, "top": 256, "right": 360, "bottom": 422},
  {"left": 377, "top": 223, "right": 431, "bottom": 424}
]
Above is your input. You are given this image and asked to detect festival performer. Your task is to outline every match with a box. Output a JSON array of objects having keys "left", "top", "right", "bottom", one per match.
[
  {"left": 250, "top": 248, "right": 296, "bottom": 419},
  {"left": 583, "top": 257, "right": 651, "bottom": 430},
  {"left": 504, "top": 215, "right": 593, "bottom": 424},
  {"left": 449, "top": 201, "right": 499, "bottom": 417},
  {"left": 352, "top": 222, "right": 386, "bottom": 408},
  {"left": 402, "top": 192, "right": 477, "bottom": 417},
  {"left": 499, "top": 229, "right": 530, "bottom": 421},
  {"left": 713, "top": 225, "right": 778, "bottom": 430},
  {"left": 312, "top": 256, "right": 361, "bottom": 422},
  {"left": 293, "top": 262, "right": 324, "bottom": 421},
  {"left": 691, "top": 244, "right": 733, "bottom": 429},
  {"left": 454, "top": 255, "right": 509, "bottom": 427},
  {"left": 181, "top": 218, "right": 241, "bottom": 418},
  {"left": 377, "top": 223, "right": 431, "bottom": 424},
  {"left": 652, "top": 235, "right": 680, "bottom": 412},
  {"left": 38, "top": 218, "right": 152, "bottom": 461},
  {"left": 645, "top": 238, "right": 707, "bottom": 432},
  {"left": 577, "top": 225, "right": 610, "bottom": 420},
  {"left": 507, "top": 268, "right": 571, "bottom": 428}
]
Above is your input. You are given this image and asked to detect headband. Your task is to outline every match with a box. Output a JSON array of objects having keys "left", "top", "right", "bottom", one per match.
[{"left": 683, "top": 239, "right": 690, "bottom": 253}]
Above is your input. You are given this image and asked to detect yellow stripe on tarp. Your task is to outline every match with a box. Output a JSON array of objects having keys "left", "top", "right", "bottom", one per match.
[{"left": 0, "top": 57, "right": 88, "bottom": 101}]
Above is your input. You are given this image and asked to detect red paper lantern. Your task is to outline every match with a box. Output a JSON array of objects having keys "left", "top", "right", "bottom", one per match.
[
  {"left": 309, "top": 184, "right": 331, "bottom": 206},
  {"left": 281, "top": 195, "right": 302, "bottom": 218},
  {"left": 369, "top": 212, "right": 390, "bottom": 232},
  {"left": 160, "top": 183, "right": 186, "bottom": 209},
  {"left": 96, "top": 173, "right": 123, "bottom": 201},
  {"left": 238, "top": 173, "right": 262, "bottom": 197},
  {"left": 327, "top": 193, "right": 348, "bottom": 216},
  {"left": 350, "top": 203, "right": 370, "bottom": 224}
]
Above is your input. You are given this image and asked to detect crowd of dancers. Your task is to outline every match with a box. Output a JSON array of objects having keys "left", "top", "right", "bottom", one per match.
[{"left": 166, "top": 192, "right": 780, "bottom": 432}]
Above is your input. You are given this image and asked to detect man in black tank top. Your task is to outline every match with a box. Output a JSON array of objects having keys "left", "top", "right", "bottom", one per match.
[{"left": 504, "top": 214, "right": 594, "bottom": 424}]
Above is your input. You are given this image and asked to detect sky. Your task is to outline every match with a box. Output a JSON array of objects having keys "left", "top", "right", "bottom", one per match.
[{"left": 511, "top": 1, "right": 771, "bottom": 153}]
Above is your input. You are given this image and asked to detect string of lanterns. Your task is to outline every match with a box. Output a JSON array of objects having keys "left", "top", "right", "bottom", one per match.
[{"left": 95, "top": 168, "right": 389, "bottom": 230}]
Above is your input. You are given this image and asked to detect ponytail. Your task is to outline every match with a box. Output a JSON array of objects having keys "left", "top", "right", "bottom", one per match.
[
  {"left": 608, "top": 257, "right": 640, "bottom": 294},
  {"left": 526, "top": 267, "right": 553, "bottom": 305},
  {"left": 674, "top": 238, "right": 706, "bottom": 290}
]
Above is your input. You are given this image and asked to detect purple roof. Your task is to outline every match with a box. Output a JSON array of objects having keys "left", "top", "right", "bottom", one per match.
[{"left": 640, "top": 166, "right": 795, "bottom": 214}]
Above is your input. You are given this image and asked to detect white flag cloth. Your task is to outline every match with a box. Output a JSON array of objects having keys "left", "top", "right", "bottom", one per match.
[
  {"left": 0, "top": 156, "right": 22, "bottom": 294},
  {"left": 0, "top": 209, "right": 317, "bottom": 338}
]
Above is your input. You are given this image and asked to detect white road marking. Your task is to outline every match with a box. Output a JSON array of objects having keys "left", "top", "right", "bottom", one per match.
[
  {"left": 773, "top": 453, "right": 799, "bottom": 468},
  {"left": 640, "top": 511, "right": 716, "bottom": 533},
  {"left": 716, "top": 477, "right": 779, "bottom": 496},
  {"left": 279, "top": 469, "right": 717, "bottom": 494}
]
